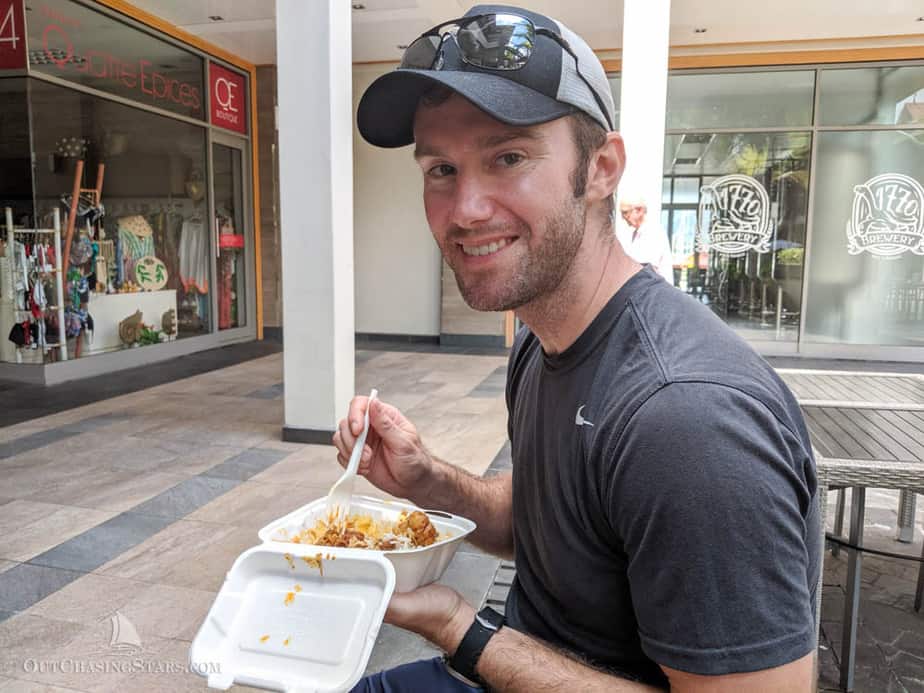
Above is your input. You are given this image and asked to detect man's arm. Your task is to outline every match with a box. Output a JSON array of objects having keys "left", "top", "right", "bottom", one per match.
[
  {"left": 388, "top": 585, "right": 813, "bottom": 693},
  {"left": 414, "top": 462, "right": 514, "bottom": 559},
  {"left": 333, "top": 396, "right": 515, "bottom": 558}
]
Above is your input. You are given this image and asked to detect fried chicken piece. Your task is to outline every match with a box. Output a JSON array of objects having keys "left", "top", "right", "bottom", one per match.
[{"left": 403, "top": 511, "right": 437, "bottom": 547}]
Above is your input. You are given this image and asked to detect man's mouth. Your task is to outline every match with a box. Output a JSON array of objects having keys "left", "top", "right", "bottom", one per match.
[{"left": 459, "top": 237, "right": 516, "bottom": 257}]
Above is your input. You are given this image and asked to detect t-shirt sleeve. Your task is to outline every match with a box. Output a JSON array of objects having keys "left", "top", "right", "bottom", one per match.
[{"left": 604, "top": 381, "right": 817, "bottom": 675}]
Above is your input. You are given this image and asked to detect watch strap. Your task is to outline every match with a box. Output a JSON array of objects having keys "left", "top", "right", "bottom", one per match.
[{"left": 447, "top": 606, "right": 504, "bottom": 686}]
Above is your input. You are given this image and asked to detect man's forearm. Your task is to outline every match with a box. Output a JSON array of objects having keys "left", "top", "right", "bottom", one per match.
[
  {"left": 478, "top": 627, "right": 663, "bottom": 693},
  {"left": 410, "top": 460, "right": 514, "bottom": 558}
]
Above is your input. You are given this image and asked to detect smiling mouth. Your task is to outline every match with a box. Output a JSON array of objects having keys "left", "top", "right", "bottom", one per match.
[{"left": 460, "top": 237, "right": 516, "bottom": 257}]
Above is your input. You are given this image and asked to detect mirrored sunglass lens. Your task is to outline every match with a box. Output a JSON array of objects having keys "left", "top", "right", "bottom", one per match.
[
  {"left": 458, "top": 14, "right": 535, "bottom": 70},
  {"left": 401, "top": 35, "right": 441, "bottom": 69}
]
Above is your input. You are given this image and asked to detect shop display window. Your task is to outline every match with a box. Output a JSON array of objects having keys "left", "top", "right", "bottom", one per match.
[
  {"left": 16, "top": 78, "right": 212, "bottom": 361},
  {"left": 805, "top": 129, "right": 924, "bottom": 346},
  {"left": 662, "top": 132, "right": 811, "bottom": 343},
  {"left": 25, "top": 0, "right": 205, "bottom": 121},
  {"left": 818, "top": 66, "right": 924, "bottom": 127}
]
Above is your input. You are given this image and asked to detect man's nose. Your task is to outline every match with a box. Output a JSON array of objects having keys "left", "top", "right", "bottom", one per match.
[{"left": 449, "top": 173, "right": 495, "bottom": 229}]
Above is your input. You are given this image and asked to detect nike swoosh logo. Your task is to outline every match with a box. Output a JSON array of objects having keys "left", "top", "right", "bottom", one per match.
[{"left": 575, "top": 405, "right": 594, "bottom": 427}]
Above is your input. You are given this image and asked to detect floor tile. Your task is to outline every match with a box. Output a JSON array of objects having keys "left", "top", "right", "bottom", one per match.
[
  {"left": 117, "top": 583, "right": 215, "bottom": 641},
  {"left": 0, "top": 430, "right": 80, "bottom": 461},
  {"left": 0, "top": 501, "right": 68, "bottom": 538},
  {"left": 0, "top": 507, "right": 117, "bottom": 563},
  {"left": 58, "top": 413, "right": 135, "bottom": 433},
  {"left": 28, "top": 573, "right": 149, "bottom": 626},
  {"left": 129, "top": 477, "right": 241, "bottom": 521},
  {"left": 28, "top": 513, "right": 175, "bottom": 573},
  {"left": 185, "top": 481, "right": 324, "bottom": 529},
  {"left": 0, "top": 563, "right": 85, "bottom": 613},
  {"left": 96, "top": 520, "right": 238, "bottom": 584},
  {"left": 200, "top": 448, "right": 290, "bottom": 482},
  {"left": 0, "top": 613, "right": 85, "bottom": 678},
  {"left": 29, "top": 469, "right": 191, "bottom": 514}
]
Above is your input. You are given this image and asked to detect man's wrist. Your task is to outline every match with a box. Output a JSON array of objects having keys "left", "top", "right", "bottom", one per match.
[{"left": 435, "top": 598, "right": 476, "bottom": 655}]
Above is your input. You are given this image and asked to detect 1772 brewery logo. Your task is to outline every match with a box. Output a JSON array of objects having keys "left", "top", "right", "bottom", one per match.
[
  {"left": 697, "top": 175, "right": 771, "bottom": 257},
  {"left": 846, "top": 173, "right": 924, "bottom": 258}
]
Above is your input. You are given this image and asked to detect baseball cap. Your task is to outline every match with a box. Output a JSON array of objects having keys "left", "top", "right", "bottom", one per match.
[{"left": 357, "top": 4, "right": 615, "bottom": 148}]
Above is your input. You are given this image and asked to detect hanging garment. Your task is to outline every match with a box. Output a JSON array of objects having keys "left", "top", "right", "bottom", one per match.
[{"left": 179, "top": 219, "right": 209, "bottom": 294}]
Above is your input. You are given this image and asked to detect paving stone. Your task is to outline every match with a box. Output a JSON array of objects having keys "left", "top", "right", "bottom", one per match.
[
  {"left": 0, "top": 563, "right": 84, "bottom": 612},
  {"left": 201, "top": 448, "right": 289, "bottom": 482},
  {"left": 28, "top": 512, "right": 175, "bottom": 573},
  {"left": 130, "top": 477, "right": 241, "bottom": 520}
]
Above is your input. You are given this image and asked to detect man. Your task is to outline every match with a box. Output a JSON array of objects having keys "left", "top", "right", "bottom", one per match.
[
  {"left": 335, "top": 5, "right": 820, "bottom": 692},
  {"left": 617, "top": 193, "right": 674, "bottom": 284}
]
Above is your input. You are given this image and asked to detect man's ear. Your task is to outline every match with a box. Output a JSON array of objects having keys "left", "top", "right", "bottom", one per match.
[{"left": 584, "top": 132, "right": 625, "bottom": 206}]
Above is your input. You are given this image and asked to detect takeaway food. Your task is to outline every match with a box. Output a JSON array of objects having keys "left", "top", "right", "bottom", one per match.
[{"left": 279, "top": 510, "right": 440, "bottom": 551}]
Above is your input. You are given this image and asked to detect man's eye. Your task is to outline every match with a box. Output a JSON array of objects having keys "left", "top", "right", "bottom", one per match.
[
  {"left": 428, "top": 164, "right": 456, "bottom": 178},
  {"left": 497, "top": 153, "right": 524, "bottom": 167}
]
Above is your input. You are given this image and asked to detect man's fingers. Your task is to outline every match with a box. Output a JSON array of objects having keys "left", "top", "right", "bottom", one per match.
[{"left": 348, "top": 396, "right": 370, "bottom": 436}]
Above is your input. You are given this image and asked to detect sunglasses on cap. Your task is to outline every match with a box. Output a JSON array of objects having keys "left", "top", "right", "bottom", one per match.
[{"left": 400, "top": 13, "right": 614, "bottom": 131}]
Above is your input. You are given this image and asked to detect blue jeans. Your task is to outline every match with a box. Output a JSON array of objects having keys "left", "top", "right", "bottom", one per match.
[{"left": 351, "top": 657, "right": 483, "bottom": 692}]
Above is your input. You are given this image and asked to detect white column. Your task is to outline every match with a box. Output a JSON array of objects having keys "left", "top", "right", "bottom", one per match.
[
  {"left": 277, "top": 0, "right": 354, "bottom": 443},
  {"left": 618, "top": 0, "right": 671, "bottom": 222}
]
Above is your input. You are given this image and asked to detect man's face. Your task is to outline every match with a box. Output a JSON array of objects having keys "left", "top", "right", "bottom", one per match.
[
  {"left": 620, "top": 204, "right": 646, "bottom": 230},
  {"left": 413, "top": 94, "right": 588, "bottom": 312}
]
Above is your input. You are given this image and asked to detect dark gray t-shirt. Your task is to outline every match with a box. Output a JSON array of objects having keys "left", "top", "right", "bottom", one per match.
[{"left": 504, "top": 267, "right": 820, "bottom": 688}]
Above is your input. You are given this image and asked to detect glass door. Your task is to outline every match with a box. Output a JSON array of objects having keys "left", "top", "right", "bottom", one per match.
[{"left": 211, "top": 139, "right": 248, "bottom": 330}]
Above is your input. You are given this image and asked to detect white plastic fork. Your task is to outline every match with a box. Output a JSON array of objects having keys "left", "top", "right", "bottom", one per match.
[{"left": 324, "top": 389, "right": 378, "bottom": 522}]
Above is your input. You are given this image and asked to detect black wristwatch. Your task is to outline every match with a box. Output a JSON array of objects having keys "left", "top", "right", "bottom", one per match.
[{"left": 446, "top": 606, "right": 505, "bottom": 687}]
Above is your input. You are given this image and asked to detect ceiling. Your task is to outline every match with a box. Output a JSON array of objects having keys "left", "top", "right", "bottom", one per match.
[{"left": 126, "top": 0, "right": 924, "bottom": 66}]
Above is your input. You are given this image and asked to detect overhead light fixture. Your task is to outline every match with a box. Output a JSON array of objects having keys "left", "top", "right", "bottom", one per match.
[
  {"left": 917, "top": 16, "right": 924, "bottom": 21},
  {"left": 352, "top": 3, "right": 366, "bottom": 9},
  {"left": 208, "top": 15, "right": 224, "bottom": 21},
  {"left": 694, "top": 27, "right": 707, "bottom": 33}
]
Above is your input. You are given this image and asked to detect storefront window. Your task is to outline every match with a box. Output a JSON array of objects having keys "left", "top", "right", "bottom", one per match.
[
  {"left": 804, "top": 129, "right": 924, "bottom": 346},
  {"left": 818, "top": 66, "right": 924, "bottom": 127},
  {"left": 0, "top": 79, "right": 33, "bottom": 223},
  {"left": 666, "top": 71, "right": 815, "bottom": 130},
  {"left": 213, "top": 142, "right": 247, "bottom": 330},
  {"left": 663, "top": 131, "right": 811, "bottom": 342},
  {"left": 26, "top": 78, "right": 210, "bottom": 360},
  {"left": 25, "top": 0, "right": 205, "bottom": 120}
]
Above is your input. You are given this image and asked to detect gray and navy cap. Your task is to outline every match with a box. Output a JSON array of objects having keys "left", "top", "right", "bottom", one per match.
[{"left": 357, "top": 4, "right": 615, "bottom": 148}]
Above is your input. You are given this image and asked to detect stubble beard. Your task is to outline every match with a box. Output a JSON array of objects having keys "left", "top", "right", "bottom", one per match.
[{"left": 450, "top": 195, "right": 588, "bottom": 312}]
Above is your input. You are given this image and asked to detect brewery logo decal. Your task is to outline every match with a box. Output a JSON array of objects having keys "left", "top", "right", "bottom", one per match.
[
  {"left": 846, "top": 173, "right": 924, "bottom": 258},
  {"left": 697, "top": 175, "right": 771, "bottom": 257}
]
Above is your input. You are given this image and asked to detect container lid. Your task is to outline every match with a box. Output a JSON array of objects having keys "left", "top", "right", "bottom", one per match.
[{"left": 190, "top": 543, "right": 395, "bottom": 692}]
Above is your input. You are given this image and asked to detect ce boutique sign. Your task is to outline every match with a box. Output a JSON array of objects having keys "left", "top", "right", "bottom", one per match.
[
  {"left": 208, "top": 62, "right": 247, "bottom": 135},
  {"left": 696, "top": 175, "right": 772, "bottom": 257}
]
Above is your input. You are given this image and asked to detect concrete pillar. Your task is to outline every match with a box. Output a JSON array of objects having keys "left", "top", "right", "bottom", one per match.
[
  {"left": 618, "top": 0, "right": 671, "bottom": 222},
  {"left": 276, "top": 0, "right": 354, "bottom": 443}
]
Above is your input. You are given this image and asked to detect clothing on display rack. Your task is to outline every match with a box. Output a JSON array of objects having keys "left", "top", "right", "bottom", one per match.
[{"left": 179, "top": 217, "right": 209, "bottom": 294}]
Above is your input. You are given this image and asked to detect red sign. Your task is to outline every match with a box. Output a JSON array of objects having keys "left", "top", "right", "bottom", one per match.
[
  {"left": 0, "top": 0, "right": 26, "bottom": 70},
  {"left": 209, "top": 62, "right": 247, "bottom": 134}
]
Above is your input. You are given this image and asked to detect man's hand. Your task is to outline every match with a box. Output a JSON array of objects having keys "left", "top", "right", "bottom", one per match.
[
  {"left": 332, "top": 396, "right": 434, "bottom": 500},
  {"left": 384, "top": 584, "right": 475, "bottom": 656}
]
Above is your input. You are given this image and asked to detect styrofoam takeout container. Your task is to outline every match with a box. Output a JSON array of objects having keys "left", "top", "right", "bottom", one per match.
[
  {"left": 190, "top": 543, "right": 394, "bottom": 692},
  {"left": 258, "top": 495, "right": 477, "bottom": 593}
]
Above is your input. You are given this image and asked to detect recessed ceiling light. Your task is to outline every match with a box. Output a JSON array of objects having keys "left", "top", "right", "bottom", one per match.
[
  {"left": 397, "top": 44, "right": 409, "bottom": 50},
  {"left": 917, "top": 16, "right": 924, "bottom": 21},
  {"left": 208, "top": 15, "right": 224, "bottom": 21},
  {"left": 352, "top": 3, "right": 366, "bottom": 9},
  {"left": 694, "top": 27, "right": 707, "bottom": 33}
]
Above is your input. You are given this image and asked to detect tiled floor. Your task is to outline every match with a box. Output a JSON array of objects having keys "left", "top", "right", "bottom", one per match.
[
  {"left": 0, "top": 348, "right": 922, "bottom": 692},
  {"left": 0, "top": 348, "right": 509, "bottom": 692}
]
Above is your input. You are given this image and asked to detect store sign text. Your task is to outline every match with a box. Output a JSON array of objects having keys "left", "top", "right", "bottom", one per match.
[
  {"left": 0, "top": 0, "right": 26, "bottom": 69},
  {"left": 697, "top": 174, "right": 771, "bottom": 257},
  {"left": 209, "top": 63, "right": 246, "bottom": 134},
  {"left": 846, "top": 173, "right": 924, "bottom": 258},
  {"left": 33, "top": 4, "right": 202, "bottom": 113}
]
